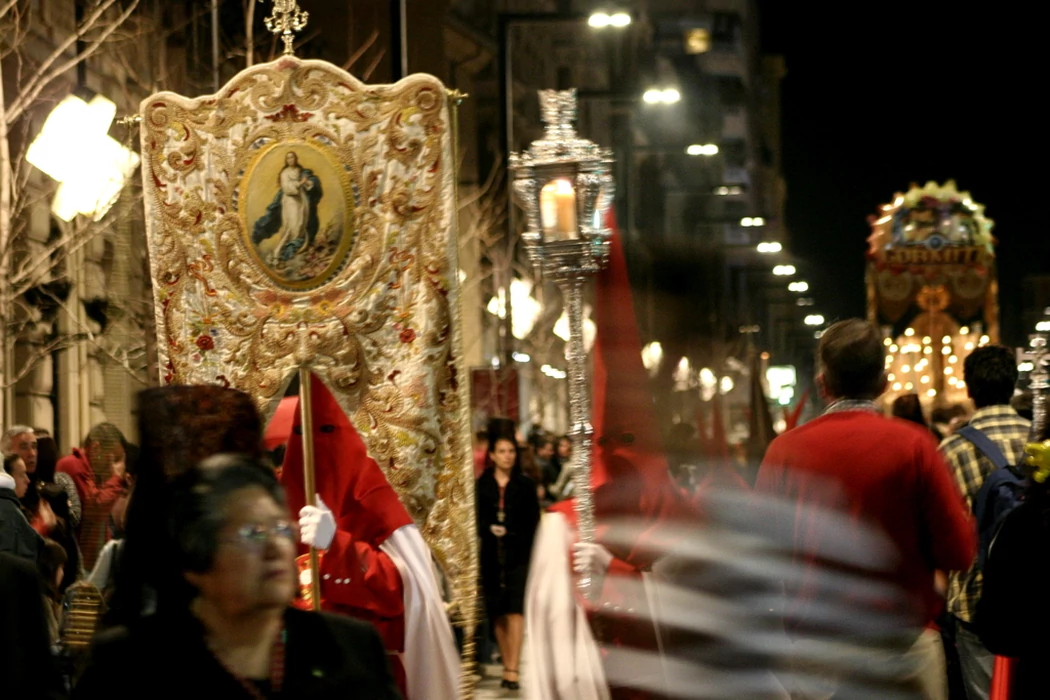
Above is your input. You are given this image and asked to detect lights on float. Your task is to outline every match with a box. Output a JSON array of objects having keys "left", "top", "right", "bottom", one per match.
[
  {"left": 942, "top": 335, "right": 952, "bottom": 344},
  {"left": 960, "top": 326, "right": 970, "bottom": 335},
  {"left": 512, "top": 352, "right": 532, "bottom": 363},
  {"left": 1037, "top": 321, "right": 1050, "bottom": 332},
  {"left": 904, "top": 328, "right": 915, "bottom": 337},
  {"left": 980, "top": 335, "right": 990, "bottom": 346},
  {"left": 892, "top": 382, "right": 902, "bottom": 391},
  {"left": 1019, "top": 361, "right": 1035, "bottom": 373}
]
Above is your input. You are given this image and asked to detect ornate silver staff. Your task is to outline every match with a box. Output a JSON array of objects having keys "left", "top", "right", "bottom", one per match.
[
  {"left": 1028, "top": 307, "right": 1050, "bottom": 442},
  {"left": 509, "top": 89, "right": 614, "bottom": 599}
]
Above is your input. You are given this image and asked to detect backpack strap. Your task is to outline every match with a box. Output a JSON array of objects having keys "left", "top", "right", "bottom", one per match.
[{"left": 955, "top": 425, "right": 1010, "bottom": 470}]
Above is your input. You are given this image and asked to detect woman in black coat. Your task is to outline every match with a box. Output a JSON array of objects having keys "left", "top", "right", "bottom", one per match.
[
  {"left": 75, "top": 454, "right": 400, "bottom": 700},
  {"left": 476, "top": 435, "right": 540, "bottom": 690}
]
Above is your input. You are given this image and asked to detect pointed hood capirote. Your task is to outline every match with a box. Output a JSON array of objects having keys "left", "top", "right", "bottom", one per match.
[{"left": 281, "top": 375, "right": 413, "bottom": 550}]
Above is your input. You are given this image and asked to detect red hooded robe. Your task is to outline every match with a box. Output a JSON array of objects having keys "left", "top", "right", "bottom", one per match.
[{"left": 281, "top": 376, "right": 414, "bottom": 695}]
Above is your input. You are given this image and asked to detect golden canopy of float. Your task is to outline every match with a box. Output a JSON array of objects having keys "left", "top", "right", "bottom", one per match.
[
  {"left": 866, "top": 180, "right": 999, "bottom": 410},
  {"left": 137, "top": 2, "right": 477, "bottom": 691}
]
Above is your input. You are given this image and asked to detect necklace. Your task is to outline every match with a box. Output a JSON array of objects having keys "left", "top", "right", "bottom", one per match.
[{"left": 207, "top": 625, "right": 287, "bottom": 700}]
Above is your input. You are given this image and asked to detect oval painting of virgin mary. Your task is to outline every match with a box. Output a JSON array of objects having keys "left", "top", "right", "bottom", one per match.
[{"left": 239, "top": 140, "right": 354, "bottom": 290}]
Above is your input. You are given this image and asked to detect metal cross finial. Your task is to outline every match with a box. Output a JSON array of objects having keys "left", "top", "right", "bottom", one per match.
[{"left": 262, "top": 0, "right": 309, "bottom": 56}]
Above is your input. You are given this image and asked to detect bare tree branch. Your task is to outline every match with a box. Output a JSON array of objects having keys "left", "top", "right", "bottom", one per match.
[{"left": 6, "top": 0, "right": 141, "bottom": 126}]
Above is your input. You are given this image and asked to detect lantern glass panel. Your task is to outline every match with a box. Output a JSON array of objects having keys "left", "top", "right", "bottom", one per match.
[{"left": 539, "top": 177, "right": 578, "bottom": 241}]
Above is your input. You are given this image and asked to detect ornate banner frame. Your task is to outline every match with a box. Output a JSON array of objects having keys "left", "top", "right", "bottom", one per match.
[{"left": 139, "top": 56, "right": 477, "bottom": 689}]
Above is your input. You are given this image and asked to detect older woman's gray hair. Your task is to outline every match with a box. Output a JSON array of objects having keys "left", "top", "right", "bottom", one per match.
[{"left": 1, "top": 425, "right": 35, "bottom": 455}]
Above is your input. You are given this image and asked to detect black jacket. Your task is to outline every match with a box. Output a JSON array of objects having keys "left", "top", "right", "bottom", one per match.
[
  {"left": 0, "top": 488, "right": 41, "bottom": 561},
  {"left": 976, "top": 499, "right": 1050, "bottom": 698},
  {"left": 0, "top": 553, "right": 67, "bottom": 699},
  {"left": 74, "top": 606, "right": 402, "bottom": 699}
]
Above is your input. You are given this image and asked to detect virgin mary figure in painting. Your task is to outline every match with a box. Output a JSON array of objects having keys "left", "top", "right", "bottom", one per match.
[{"left": 252, "top": 151, "right": 324, "bottom": 266}]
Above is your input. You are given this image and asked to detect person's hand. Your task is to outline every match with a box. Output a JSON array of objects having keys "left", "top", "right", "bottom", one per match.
[
  {"left": 299, "top": 495, "right": 336, "bottom": 550},
  {"left": 572, "top": 542, "right": 614, "bottom": 582},
  {"left": 490, "top": 524, "right": 507, "bottom": 538}
]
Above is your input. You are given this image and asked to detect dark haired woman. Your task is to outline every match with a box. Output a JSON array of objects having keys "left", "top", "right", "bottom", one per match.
[
  {"left": 476, "top": 436, "right": 540, "bottom": 690},
  {"left": 75, "top": 454, "right": 401, "bottom": 699}
]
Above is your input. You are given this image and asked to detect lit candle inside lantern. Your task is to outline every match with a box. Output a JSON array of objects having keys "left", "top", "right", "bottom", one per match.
[{"left": 539, "top": 178, "right": 578, "bottom": 240}]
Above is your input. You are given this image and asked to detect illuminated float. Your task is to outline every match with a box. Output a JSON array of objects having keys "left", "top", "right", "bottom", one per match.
[{"left": 866, "top": 180, "right": 998, "bottom": 410}]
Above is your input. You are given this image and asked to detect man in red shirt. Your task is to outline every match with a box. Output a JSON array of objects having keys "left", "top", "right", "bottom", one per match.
[
  {"left": 755, "top": 319, "right": 976, "bottom": 699},
  {"left": 56, "top": 422, "right": 129, "bottom": 570}
]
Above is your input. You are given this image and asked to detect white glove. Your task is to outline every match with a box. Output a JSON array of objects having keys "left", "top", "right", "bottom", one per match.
[
  {"left": 572, "top": 542, "right": 614, "bottom": 582},
  {"left": 299, "top": 495, "right": 336, "bottom": 551}
]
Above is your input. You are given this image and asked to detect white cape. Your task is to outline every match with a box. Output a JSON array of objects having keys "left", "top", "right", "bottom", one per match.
[
  {"left": 524, "top": 512, "right": 610, "bottom": 700},
  {"left": 381, "top": 524, "right": 461, "bottom": 700}
]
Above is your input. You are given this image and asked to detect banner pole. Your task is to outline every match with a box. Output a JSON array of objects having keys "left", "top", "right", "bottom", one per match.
[{"left": 299, "top": 366, "right": 321, "bottom": 611}]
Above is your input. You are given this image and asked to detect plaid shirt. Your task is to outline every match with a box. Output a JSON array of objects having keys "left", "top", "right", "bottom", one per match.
[{"left": 939, "top": 405, "right": 1030, "bottom": 623}]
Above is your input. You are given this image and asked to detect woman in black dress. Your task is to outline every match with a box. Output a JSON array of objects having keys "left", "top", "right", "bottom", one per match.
[{"left": 476, "top": 435, "right": 540, "bottom": 691}]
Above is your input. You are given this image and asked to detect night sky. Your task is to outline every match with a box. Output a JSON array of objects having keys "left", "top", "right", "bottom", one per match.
[{"left": 757, "top": 2, "right": 1042, "bottom": 345}]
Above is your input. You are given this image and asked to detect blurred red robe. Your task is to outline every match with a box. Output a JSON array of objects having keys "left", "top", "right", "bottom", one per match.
[{"left": 525, "top": 218, "right": 698, "bottom": 700}]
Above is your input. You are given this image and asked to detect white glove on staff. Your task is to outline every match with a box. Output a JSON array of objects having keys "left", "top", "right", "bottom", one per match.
[
  {"left": 572, "top": 541, "right": 614, "bottom": 586},
  {"left": 299, "top": 495, "right": 336, "bottom": 551}
]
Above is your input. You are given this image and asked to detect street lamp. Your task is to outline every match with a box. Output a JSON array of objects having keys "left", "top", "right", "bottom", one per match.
[
  {"left": 773, "top": 264, "right": 796, "bottom": 276},
  {"left": 588, "top": 11, "right": 632, "bottom": 28},
  {"left": 741, "top": 216, "right": 766, "bottom": 227},
  {"left": 510, "top": 88, "right": 614, "bottom": 599},
  {"left": 788, "top": 280, "right": 809, "bottom": 292},
  {"left": 804, "top": 314, "right": 826, "bottom": 326},
  {"left": 26, "top": 93, "right": 140, "bottom": 222},
  {"left": 757, "top": 241, "right": 782, "bottom": 254},
  {"left": 686, "top": 143, "right": 719, "bottom": 156},
  {"left": 643, "top": 88, "right": 681, "bottom": 104}
]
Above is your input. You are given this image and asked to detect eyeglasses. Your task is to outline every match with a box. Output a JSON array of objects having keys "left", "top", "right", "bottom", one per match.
[{"left": 221, "top": 520, "right": 296, "bottom": 552}]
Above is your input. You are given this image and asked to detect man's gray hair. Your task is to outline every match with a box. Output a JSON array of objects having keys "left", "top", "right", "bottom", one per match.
[{"left": 1, "top": 425, "right": 36, "bottom": 455}]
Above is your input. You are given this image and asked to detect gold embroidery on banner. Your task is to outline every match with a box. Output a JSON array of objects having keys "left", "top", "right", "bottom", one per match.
[{"left": 140, "top": 58, "right": 478, "bottom": 692}]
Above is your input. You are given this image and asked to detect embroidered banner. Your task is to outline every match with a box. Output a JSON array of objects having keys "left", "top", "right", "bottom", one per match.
[{"left": 139, "top": 56, "right": 476, "bottom": 662}]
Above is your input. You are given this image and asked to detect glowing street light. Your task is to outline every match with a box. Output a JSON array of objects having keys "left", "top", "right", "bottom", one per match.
[
  {"left": 26, "top": 93, "right": 140, "bottom": 221},
  {"left": 757, "top": 241, "right": 782, "bottom": 254},
  {"left": 804, "top": 314, "right": 826, "bottom": 326},
  {"left": 788, "top": 280, "right": 809, "bottom": 292},
  {"left": 588, "top": 11, "right": 632, "bottom": 28},
  {"left": 740, "top": 216, "right": 766, "bottom": 227},
  {"left": 773, "top": 264, "right": 797, "bottom": 276},
  {"left": 686, "top": 143, "right": 719, "bottom": 156},
  {"left": 643, "top": 88, "right": 681, "bottom": 104}
]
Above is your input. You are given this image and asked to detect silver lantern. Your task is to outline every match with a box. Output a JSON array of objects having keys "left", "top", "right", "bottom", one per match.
[{"left": 508, "top": 88, "right": 615, "bottom": 599}]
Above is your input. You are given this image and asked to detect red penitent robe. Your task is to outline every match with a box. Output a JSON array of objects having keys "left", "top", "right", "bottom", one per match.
[{"left": 281, "top": 377, "right": 414, "bottom": 697}]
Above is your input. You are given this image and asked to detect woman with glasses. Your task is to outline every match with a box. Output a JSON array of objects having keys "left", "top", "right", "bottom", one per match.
[{"left": 74, "top": 453, "right": 401, "bottom": 699}]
